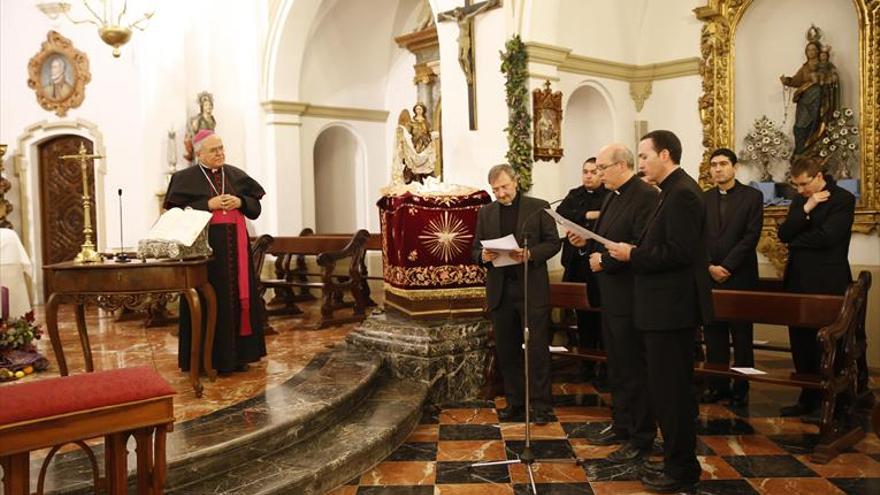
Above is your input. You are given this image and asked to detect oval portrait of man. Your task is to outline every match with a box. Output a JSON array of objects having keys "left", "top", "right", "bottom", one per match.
[{"left": 40, "top": 53, "right": 74, "bottom": 101}]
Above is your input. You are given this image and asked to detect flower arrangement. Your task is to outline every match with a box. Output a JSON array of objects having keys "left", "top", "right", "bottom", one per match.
[
  {"left": 500, "top": 35, "right": 533, "bottom": 192},
  {"left": 815, "top": 108, "right": 859, "bottom": 179},
  {"left": 0, "top": 311, "right": 49, "bottom": 381},
  {"left": 0, "top": 311, "right": 42, "bottom": 350},
  {"left": 739, "top": 115, "right": 792, "bottom": 181}
]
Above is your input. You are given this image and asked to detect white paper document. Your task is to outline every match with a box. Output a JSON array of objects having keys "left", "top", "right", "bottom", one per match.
[
  {"left": 145, "top": 207, "right": 213, "bottom": 246},
  {"left": 521, "top": 344, "right": 569, "bottom": 353},
  {"left": 544, "top": 208, "right": 613, "bottom": 247},
  {"left": 731, "top": 367, "right": 767, "bottom": 375},
  {"left": 480, "top": 234, "right": 521, "bottom": 267}
]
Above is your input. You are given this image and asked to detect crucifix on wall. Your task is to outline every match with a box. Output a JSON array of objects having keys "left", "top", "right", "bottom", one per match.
[{"left": 437, "top": 0, "right": 501, "bottom": 130}]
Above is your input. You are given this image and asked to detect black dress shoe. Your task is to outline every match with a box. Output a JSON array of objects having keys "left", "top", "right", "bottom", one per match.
[
  {"left": 700, "top": 388, "right": 730, "bottom": 404},
  {"left": 641, "top": 459, "right": 664, "bottom": 474},
  {"left": 780, "top": 402, "right": 818, "bottom": 417},
  {"left": 640, "top": 470, "right": 698, "bottom": 493},
  {"left": 585, "top": 424, "right": 626, "bottom": 446},
  {"left": 607, "top": 443, "right": 649, "bottom": 464},
  {"left": 497, "top": 406, "right": 525, "bottom": 422},
  {"left": 233, "top": 363, "right": 250, "bottom": 372}
]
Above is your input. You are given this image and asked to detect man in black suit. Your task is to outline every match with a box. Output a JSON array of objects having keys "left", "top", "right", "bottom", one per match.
[
  {"left": 566, "top": 143, "right": 659, "bottom": 462},
  {"left": 702, "top": 148, "right": 763, "bottom": 407},
  {"left": 608, "top": 130, "right": 712, "bottom": 493},
  {"left": 557, "top": 157, "right": 608, "bottom": 377},
  {"left": 778, "top": 156, "right": 855, "bottom": 417},
  {"left": 473, "top": 164, "right": 562, "bottom": 424}
]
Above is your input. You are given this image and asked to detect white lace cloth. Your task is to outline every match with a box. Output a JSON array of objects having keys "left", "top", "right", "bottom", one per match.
[{"left": 0, "top": 228, "right": 33, "bottom": 319}]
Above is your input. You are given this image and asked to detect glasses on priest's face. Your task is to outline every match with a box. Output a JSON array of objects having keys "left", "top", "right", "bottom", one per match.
[
  {"left": 595, "top": 161, "right": 621, "bottom": 174},
  {"left": 790, "top": 174, "right": 818, "bottom": 190}
]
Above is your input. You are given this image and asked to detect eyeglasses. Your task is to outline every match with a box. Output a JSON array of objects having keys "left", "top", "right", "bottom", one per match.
[
  {"left": 595, "top": 161, "right": 620, "bottom": 172},
  {"left": 790, "top": 174, "right": 818, "bottom": 188}
]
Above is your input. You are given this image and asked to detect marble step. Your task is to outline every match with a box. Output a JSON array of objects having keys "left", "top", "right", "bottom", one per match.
[
  {"left": 37, "top": 346, "right": 383, "bottom": 494},
  {"left": 175, "top": 375, "right": 428, "bottom": 495}
]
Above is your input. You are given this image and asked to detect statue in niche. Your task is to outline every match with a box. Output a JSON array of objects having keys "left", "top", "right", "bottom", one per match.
[
  {"left": 392, "top": 103, "right": 440, "bottom": 185},
  {"left": 779, "top": 25, "right": 840, "bottom": 158},
  {"left": 183, "top": 91, "right": 217, "bottom": 163}
]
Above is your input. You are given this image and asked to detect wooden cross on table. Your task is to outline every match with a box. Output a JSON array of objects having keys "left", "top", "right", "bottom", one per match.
[{"left": 437, "top": 0, "right": 502, "bottom": 130}]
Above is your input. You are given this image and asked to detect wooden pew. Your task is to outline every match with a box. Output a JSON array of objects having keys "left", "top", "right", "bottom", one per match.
[
  {"left": 257, "top": 230, "right": 373, "bottom": 329},
  {"left": 547, "top": 273, "right": 873, "bottom": 463}
]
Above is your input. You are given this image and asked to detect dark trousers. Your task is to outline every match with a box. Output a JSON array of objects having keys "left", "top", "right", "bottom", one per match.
[
  {"left": 491, "top": 281, "right": 552, "bottom": 410},
  {"left": 604, "top": 313, "right": 655, "bottom": 448},
  {"left": 643, "top": 328, "right": 701, "bottom": 482},
  {"left": 577, "top": 310, "right": 603, "bottom": 350},
  {"left": 705, "top": 321, "right": 754, "bottom": 398},
  {"left": 789, "top": 326, "right": 821, "bottom": 406}
]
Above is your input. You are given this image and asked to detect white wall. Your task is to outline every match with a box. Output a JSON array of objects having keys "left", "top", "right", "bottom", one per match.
[
  {"left": 314, "top": 125, "right": 361, "bottom": 233},
  {"left": 0, "top": 0, "right": 268, "bottom": 302},
  {"left": 559, "top": 85, "right": 615, "bottom": 189},
  {"left": 734, "top": 0, "right": 859, "bottom": 162},
  {"left": 434, "top": 0, "right": 509, "bottom": 191}
]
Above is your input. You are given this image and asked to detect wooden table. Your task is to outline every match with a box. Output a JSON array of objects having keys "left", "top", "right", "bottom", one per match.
[{"left": 43, "top": 259, "right": 217, "bottom": 397}]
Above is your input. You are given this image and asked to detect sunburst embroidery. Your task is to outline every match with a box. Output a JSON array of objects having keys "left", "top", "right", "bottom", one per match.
[{"left": 418, "top": 211, "right": 473, "bottom": 263}]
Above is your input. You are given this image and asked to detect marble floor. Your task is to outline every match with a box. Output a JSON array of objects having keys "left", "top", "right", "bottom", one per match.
[
  {"left": 4, "top": 297, "right": 880, "bottom": 494},
  {"left": 326, "top": 360, "right": 880, "bottom": 495}
]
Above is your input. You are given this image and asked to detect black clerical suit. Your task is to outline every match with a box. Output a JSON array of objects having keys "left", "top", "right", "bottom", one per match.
[
  {"left": 556, "top": 185, "right": 608, "bottom": 350},
  {"left": 630, "top": 167, "right": 713, "bottom": 483},
  {"left": 590, "top": 176, "right": 658, "bottom": 448},
  {"left": 164, "top": 164, "right": 267, "bottom": 373},
  {"left": 704, "top": 181, "right": 763, "bottom": 400},
  {"left": 473, "top": 194, "right": 562, "bottom": 412},
  {"left": 778, "top": 175, "right": 855, "bottom": 408}
]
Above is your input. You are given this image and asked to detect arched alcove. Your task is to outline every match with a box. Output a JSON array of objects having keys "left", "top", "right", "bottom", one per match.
[
  {"left": 560, "top": 83, "right": 615, "bottom": 190},
  {"left": 313, "top": 125, "right": 365, "bottom": 232}
]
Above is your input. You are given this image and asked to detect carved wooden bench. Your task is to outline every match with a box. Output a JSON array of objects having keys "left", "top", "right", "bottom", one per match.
[
  {"left": 546, "top": 273, "right": 873, "bottom": 463},
  {"left": 256, "top": 230, "right": 373, "bottom": 329},
  {"left": 0, "top": 366, "right": 175, "bottom": 494}
]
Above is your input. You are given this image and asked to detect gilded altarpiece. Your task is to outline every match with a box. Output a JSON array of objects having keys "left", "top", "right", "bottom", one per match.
[{"left": 695, "top": 0, "right": 879, "bottom": 273}]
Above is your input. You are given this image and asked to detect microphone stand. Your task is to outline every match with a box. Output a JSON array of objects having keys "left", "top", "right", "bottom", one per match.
[
  {"left": 115, "top": 188, "right": 130, "bottom": 263},
  {"left": 469, "top": 208, "right": 581, "bottom": 495}
]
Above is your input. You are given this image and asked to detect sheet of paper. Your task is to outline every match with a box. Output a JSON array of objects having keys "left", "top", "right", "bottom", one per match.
[
  {"left": 145, "top": 207, "right": 213, "bottom": 246},
  {"left": 521, "top": 344, "right": 570, "bottom": 353},
  {"left": 481, "top": 234, "right": 520, "bottom": 267},
  {"left": 731, "top": 367, "right": 767, "bottom": 375},
  {"left": 544, "top": 208, "right": 613, "bottom": 247}
]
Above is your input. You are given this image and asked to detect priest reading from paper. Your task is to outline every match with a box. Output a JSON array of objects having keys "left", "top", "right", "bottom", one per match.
[{"left": 163, "top": 130, "right": 267, "bottom": 373}]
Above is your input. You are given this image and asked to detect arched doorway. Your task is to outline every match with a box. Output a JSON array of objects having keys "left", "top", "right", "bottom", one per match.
[
  {"left": 38, "top": 135, "right": 97, "bottom": 297},
  {"left": 561, "top": 84, "right": 615, "bottom": 190},
  {"left": 313, "top": 126, "right": 364, "bottom": 233}
]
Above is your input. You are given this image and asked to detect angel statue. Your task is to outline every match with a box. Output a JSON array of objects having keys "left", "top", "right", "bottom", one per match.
[{"left": 392, "top": 103, "right": 440, "bottom": 184}]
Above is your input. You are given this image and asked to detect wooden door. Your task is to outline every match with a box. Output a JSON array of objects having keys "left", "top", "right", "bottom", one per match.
[{"left": 39, "top": 135, "right": 97, "bottom": 298}]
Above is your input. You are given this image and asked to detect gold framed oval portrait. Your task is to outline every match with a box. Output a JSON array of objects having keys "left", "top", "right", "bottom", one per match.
[{"left": 27, "top": 31, "right": 91, "bottom": 117}]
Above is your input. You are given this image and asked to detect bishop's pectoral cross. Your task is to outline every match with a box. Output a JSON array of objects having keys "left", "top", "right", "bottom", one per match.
[{"left": 437, "top": 0, "right": 501, "bottom": 130}]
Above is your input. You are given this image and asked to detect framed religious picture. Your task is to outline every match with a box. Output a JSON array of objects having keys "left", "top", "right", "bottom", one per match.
[
  {"left": 27, "top": 31, "right": 91, "bottom": 117},
  {"left": 532, "top": 80, "right": 563, "bottom": 162}
]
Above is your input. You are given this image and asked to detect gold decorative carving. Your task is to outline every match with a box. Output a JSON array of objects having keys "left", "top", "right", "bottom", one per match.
[
  {"left": 695, "top": 0, "right": 880, "bottom": 275},
  {"left": 533, "top": 80, "right": 564, "bottom": 162},
  {"left": 383, "top": 264, "right": 486, "bottom": 288},
  {"left": 0, "top": 144, "right": 11, "bottom": 229},
  {"left": 27, "top": 31, "right": 91, "bottom": 117},
  {"left": 418, "top": 211, "right": 474, "bottom": 263},
  {"left": 629, "top": 81, "right": 653, "bottom": 112},
  {"left": 384, "top": 284, "right": 486, "bottom": 301}
]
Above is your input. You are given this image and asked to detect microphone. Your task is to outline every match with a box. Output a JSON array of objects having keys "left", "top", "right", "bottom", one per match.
[{"left": 115, "top": 188, "right": 130, "bottom": 263}]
